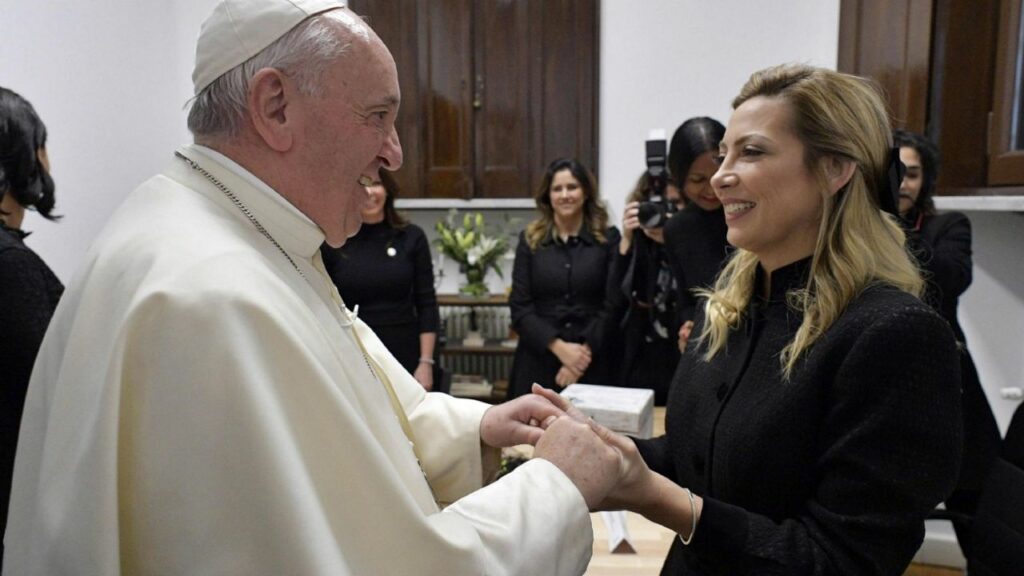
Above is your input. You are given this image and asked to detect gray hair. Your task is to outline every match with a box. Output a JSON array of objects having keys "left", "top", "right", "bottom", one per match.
[{"left": 187, "top": 13, "right": 353, "bottom": 140}]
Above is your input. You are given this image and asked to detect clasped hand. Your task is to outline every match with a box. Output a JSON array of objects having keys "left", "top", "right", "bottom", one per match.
[
  {"left": 530, "top": 385, "right": 653, "bottom": 512},
  {"left": 479, "top": 384, "right": 654, "bottom": 511}
]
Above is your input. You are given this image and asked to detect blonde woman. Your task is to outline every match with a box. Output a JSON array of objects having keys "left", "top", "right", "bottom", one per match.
[{"left": 560, "top": 65, "right": 963, "bottom": 575}]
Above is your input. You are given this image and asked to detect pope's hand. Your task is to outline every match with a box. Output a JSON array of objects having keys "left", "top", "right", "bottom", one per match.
[
  {"left": 533, "top": 415, "right": 621, "bottom": 510},
  {"left": 479, "top": 393, "right": 565, "bottom": 448},
  {"left": 531, "top": 384, "right": 657, "bottom": 513}
]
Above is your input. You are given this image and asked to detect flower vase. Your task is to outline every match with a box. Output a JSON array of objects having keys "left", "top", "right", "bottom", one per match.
[{"left": 459, "top": 264, "right": 488, "bottom": 297}]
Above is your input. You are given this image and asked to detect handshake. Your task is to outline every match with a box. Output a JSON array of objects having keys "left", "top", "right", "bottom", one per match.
[{"left": 481, "top": 384, "right": 655, "bottom": 513}]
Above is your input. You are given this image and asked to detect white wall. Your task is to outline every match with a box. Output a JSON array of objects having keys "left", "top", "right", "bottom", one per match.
[
  {"left": 599, "top": 0, "right": 840, "bottom": 220},
  {"left": 958, "top": 211, "right": 1024, "bottom": 433},
  {"left": 0, "top": 0, "right": 215, "bottom": 283}
]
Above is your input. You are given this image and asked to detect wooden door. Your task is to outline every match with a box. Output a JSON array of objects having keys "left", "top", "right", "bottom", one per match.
[{"left": 348, "top": 0, "right": 599, "bottom": 199}]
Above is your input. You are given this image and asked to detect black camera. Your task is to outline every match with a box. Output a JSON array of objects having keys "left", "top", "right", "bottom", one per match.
[{"left": 637, "top": 137, "right": 675, "bottom": 228}]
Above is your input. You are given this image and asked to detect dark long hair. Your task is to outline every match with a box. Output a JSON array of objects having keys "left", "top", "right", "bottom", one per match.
[
  {"left": 893, "top": 129, "right": 939, "bottom": 216},
  {"left": 525, "top": 158, "right": 609, "bottom": 250},
  {"left": 0, "top": 87, "right": 58, "bottom": 220},
  {"left": 668, "top": 116, "right": 725, "bottom": 189}
]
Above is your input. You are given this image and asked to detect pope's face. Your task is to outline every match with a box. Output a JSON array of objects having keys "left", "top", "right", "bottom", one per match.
[{"left": 299, "top": 15, "right": 403, "bottom": 247}]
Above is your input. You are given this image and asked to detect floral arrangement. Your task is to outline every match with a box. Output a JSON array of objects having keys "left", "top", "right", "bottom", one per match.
[{"left": 435, "top": 210, "right": 511, "bottom": 297}]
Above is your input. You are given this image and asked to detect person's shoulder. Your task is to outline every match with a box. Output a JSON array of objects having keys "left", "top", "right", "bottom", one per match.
[
  {"left": 664, "top": 204, "right": 720, "bottom": 238},
  {"left": 923, "top": 210, "right": 970, "bottom": 234},
  {"left": 400, "top": 222, "right": 428, "bottom": 241},
  {"left": 837, "top": 285, "right": 950, "bottom": 341},
  {"left": 0, "top": 232, "right": 29, "bottom": 258},
  {"left": 602, "top": 225, "right": 621, "bottom": 244}
]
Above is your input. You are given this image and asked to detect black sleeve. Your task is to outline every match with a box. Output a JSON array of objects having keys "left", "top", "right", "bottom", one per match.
[
  {"left": 509, "top": 232, "right": 559, "bottom": 354},
  {"left": 408, "top": 226, "right": 440, "bottom": 334},
  {"left": 690, "top": 307, "right": 963, "bottom": 575}
]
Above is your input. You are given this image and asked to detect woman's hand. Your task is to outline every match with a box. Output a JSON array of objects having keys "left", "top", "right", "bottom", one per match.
[
  {"left": 554, "top": 366, "right": 579, "bottom": 388},
  {"left": 619, "top": 201, "right": 641, "bottom": 255},
  {"left": 413, "top": 362, "right": 433, "bottom": 391},
  {"left": 530, "top": 385, "right": 662, "bottom": 513},
  {"left": 678, "top": 320, "right": 694, "bottom": 353},
  {"left": 550, "top": 339, "right": 592, "bottom": 374}
]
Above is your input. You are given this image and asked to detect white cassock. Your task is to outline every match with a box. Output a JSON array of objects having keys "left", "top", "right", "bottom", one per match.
[{"left": 4, "top": 145, "right": 592, "bottom": 575}]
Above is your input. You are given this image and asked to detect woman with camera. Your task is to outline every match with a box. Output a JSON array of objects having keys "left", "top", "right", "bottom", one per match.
[
  {"left": 508, "top": 158, "right": 620, "bottom": 397},
  {"left": 661, "top": 117, "right": 730, "bottom": 351},
  {"left": 612, "top": 172, "right": 684, "bottom": 404},
  {"left": 579, "top": 64, "right": 963, "bottom": 575}
]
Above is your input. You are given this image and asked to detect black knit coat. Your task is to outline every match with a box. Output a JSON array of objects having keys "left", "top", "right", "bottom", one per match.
[{"left": 636, "top": 258, "right": 963, "bottom": 575}]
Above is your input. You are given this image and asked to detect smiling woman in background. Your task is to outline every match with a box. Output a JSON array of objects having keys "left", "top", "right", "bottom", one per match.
[
  {"left": 605, "top": 64, "right": 963, "bottom": 575},
  {"left": 320, "top": 169, "right": 440, "bottom": 390},
  {"left": 0, "top": 86, "right": 64, "bottom": 570},
  {"left": 508, "top": 158, "right": 620, "bottom": 397}
]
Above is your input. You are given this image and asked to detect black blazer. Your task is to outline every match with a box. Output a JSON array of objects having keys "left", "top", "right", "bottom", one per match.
[
  {"left": 636, "top": 258, "right": 962, "bottom": 575},
  {"left": 508, "top": 225, "right": 620, "bottom": 396}
]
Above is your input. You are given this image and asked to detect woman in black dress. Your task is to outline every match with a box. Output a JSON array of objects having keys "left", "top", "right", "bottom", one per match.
[
  {"left": 571, "top": 65, "right": 963, "bottom": 575},
  {"left": 320, "top": 170, "right": 440, "bottom": 390},
  {"left": 508, "top": 158, "right": 619, "bottom": 397},
  {"left": 894, "top": 129, "right": 1001, "bottom": 558},
  {"left": 0, "top": 87, "right": 64, "bottom": 569}
]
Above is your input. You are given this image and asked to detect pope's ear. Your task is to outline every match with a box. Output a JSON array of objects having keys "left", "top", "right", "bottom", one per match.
[
  {"left": 822, "top": 155, "right": 856, "bottom": 197},
  {"left": 247, "top": 68, "right": 295, "bottom": 152}
]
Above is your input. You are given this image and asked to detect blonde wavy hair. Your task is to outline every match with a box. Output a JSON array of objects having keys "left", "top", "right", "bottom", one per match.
[
  {"left": 698, "top": 64, "right": 924, "bottom": 378},
  {"left": 525, "top": 158, "right": 609, "bottom": 250}
]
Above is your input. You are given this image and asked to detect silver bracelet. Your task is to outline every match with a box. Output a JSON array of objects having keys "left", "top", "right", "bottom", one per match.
[
  {"left": 418, "top": 357, "right": 435, "bottom": 365},
  {"left": 678, "top": 488, "right": 698, "bottom": 546}
]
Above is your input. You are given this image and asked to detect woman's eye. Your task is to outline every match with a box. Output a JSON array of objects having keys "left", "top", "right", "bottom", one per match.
[
  {"left": 742, "top": 147, "right": 764, "bottom": 157},
  {"left": 712, "top": 155, "right": 725, "bottom": 166}
]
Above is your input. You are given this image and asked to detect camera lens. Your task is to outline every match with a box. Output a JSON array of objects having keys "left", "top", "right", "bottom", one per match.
[{"left": 638, "top": 201, "right": 668, "bottom": 228}]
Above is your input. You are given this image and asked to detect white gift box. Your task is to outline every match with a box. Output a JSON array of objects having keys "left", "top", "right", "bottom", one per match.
[{"left": 560, "top": 384, "right": 655, "bottom": 439}]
